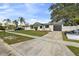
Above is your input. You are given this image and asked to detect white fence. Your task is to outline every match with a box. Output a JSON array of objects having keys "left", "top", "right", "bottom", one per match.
[{"left": 62, "top": 25, "right": 79, "bottom": 31}]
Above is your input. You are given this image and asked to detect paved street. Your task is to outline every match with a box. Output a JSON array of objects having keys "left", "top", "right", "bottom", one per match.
[{"left": 10, "top": 31, "right": 75, "bottom": 56}]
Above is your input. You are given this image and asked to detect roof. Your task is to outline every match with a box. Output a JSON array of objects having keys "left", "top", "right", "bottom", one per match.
[
  {"left": 31, "top": 19, "right": 64, "bottom": 27},
  {"left": 32, "top": 22, "right": 51, "bottom": 27},
  {"left": 55, "top": 20, "right": 63, "bottom": 25},
  {"left": 32, "top": 22, "right": 43, "bottom": 27},
  {"left": 48, "top": 21, "right": 53, "bottom": 25},
  {"left": 49, "top": 19, "right": 64, "bottom": 25}
]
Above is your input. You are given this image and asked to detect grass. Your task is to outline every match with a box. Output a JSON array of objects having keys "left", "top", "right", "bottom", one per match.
[
  {"left": 0, "top": 31, "right": 33, "bottom": 44},
  {"left": 67, "top": 46, "right": 79, "bottom": 56},
  {"left": 62, "top": 32, "right": 79, "bottom": 43},
  {"left": 16, "top": 30, "right": 49, "bottom": 36}
]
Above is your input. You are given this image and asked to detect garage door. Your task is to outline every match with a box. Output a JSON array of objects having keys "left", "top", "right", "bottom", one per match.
[{"left": 53, "top": 24, "right": 62, "bottom": 31}]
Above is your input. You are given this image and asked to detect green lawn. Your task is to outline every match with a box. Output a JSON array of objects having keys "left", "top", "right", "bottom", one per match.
[
  {"left": 62, "top": 32, "right": 79, "bottom": 43},
  {"left": 67, "top": 46, "right": 79, "bottom": 56},
  {"left": 0, "top": 31, "right": 33, "bottom": 44},
  {"left": 16, "top": 30, "right": 49, "bottom": 36}
]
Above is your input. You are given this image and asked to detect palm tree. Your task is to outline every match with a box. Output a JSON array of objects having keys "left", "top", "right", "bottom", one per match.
[
  {"left": 3, "top": 19, "right": 11, "bottom": 23},
  {"left": 18, "top": 17, "right": 26, "bottom": 27},
  {"left": 13, "top": 20, "right": 18, "bottom": 29}
]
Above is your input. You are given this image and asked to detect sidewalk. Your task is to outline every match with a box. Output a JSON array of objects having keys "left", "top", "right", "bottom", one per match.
[{"left": 0, "top": 39, "right": 21, "bottom": 56}]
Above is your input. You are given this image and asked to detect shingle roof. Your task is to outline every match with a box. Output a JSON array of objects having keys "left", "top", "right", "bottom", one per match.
[
  {"left": 33, "top": 22, "right": 43, "bottom": 27},
  {"left": 32, "top": 22, "right": 51, "bottom": 27}
]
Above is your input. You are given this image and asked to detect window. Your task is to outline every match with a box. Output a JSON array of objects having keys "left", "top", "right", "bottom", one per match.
[
  {"left": 40, "top": 26, "right": 42, "bottom": 28},
  {"left": 45, "top": 25, "right": 49, "bottom": 28}
]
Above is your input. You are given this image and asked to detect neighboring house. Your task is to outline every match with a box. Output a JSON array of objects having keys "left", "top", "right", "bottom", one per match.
[{"left": 1, "top": 21, "right": 15, "bottom": 26}]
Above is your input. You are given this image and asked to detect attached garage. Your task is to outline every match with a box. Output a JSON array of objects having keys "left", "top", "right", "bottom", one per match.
[
  {"left": 53, "top": 20, "right": 63, "bottom": 31},
  {"left": 53, "top": 24, "right": 62, "bottom": 31}
]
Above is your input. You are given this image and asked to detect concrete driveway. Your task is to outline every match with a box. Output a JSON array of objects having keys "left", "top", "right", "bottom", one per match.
[
  {"left": 10, "top": 31, "right": 75, "bottom": 56},
  {"left": 0, "top": 39, "right": 21, "bottom": 56}
]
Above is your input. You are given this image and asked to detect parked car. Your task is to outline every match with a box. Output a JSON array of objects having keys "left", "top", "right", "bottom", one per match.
[
  {"left": 15, "top": 28, "right": 24, "bottom": 31},
  {"left": 65, "top": 29, "right": 79, "bottom": 35}
]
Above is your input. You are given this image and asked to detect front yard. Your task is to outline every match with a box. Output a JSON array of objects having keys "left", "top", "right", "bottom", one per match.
[
  {"left": 67, "top": 46, "right": 79, "bottom": 56},
  {"left": 62, "top": 32, "right": 79, "bottom": 56},
  {"left": 0, "top": 31, "right": 33, "bottom": 44},
  {"left": 0, "top": 30, "right": 48, "bottom": 44},
  {"left": 15, "top": 30, "right": 49, "bottom": 36}
]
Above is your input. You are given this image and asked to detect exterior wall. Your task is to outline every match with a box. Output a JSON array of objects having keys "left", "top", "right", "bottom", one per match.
[
  {"left": 38, "top": 26, "right": 45, "bottom": 31},
  {"left": 38, "top": 26, "right": 42, "bottom": 31},
  {"left": 62, "top": 25, "right": 79, "bottom": 31},
  {"left": 49, "top": 25, "right": 53, "bottom": 31},
  {"left": 37, "top": 25, "right": 53, "bottom": 31},
  {"left": 24, "top": 25, "right": 54, "bottom": 31},
  {"left": 25, "top": 27, "right": 34, "bottom": 30},
  {"left": 44, "top": 28, "right": 50, "bottom": 31}
]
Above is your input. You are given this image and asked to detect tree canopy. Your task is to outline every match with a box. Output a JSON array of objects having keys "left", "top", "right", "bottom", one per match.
[{"left": 49, "top": 3, "right": 79, "bottom": 25}]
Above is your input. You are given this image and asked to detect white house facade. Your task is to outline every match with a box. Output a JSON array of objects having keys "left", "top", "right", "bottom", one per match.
[{"left": 24, "top": 22, "right": 54, "bottom": 31}]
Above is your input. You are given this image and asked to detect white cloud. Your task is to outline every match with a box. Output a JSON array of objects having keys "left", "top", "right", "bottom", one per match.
[
  {"left": 26, "top": 18, "right": 50, "bottom": 24},
  {"left": 0, "top": 4, "right": 15, "bottom": 14},
  {"left": 0, "top": 4, "right": 9, "bottom": 9},
  {"left": 0, "top": 8, "right": 15, "bottom": 14},
  {"left": 0, "top": 16, "right": 6, "bottom": 22},
  {"left": 5, "top": 8, "right": 14, "bottom": 12},
  {"left": 25, "top": 4, "right": 41, "bottom": 14},
  {"left": 24, "top": 3, "right": 49, "bottom": 15},
  {"left": 0, "top": 4, "right": 50, "bottom": 24}
]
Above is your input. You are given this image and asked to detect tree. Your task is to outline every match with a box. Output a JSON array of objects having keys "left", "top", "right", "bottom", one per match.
[
  {"left": 13, "top": 20, "right": 18, "bottom": 29},
  {"left": 3, "top": 19, "right": 11, "bottom": 30},
  {"left": 73, "top": 17, "right": 79, "bottom": 25},
  {"left": 18, "top": 17, "right": 26, "bottom": 26},
  {"left": 3, "top": 19, "right": 11, "bottom": 23},
  {"left": 49, "top": 3, "right": 79, "bottom": 25}
]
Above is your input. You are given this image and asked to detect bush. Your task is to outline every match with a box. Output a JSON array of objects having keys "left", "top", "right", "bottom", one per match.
[
  {"left": 64, "top": 22, "right": 70, "bottom": 26},
  {"left": 0, "top": 26, "right": 6, "bottom": 30},
  {"left": 73, "top": 18, "right": 79, "bottom": 24},
  {"left": 15, "top": 27, "right": 24, "bottom": 31}
]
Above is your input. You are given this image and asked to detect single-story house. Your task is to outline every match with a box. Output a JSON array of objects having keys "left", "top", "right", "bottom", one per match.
[
  {"left": 24, "top": 20, "right": 64, "bottom": 31},
  {"left": 25, "top": 19, "right": 79, "bottom": 31},
  {"left": 25, "top": 22, "right": 53, "bottom": 31}
]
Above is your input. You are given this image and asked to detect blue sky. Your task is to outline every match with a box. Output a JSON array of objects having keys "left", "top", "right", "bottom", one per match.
[{"left": 0, "top": 3, "right": 52, "bottom": 24}]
